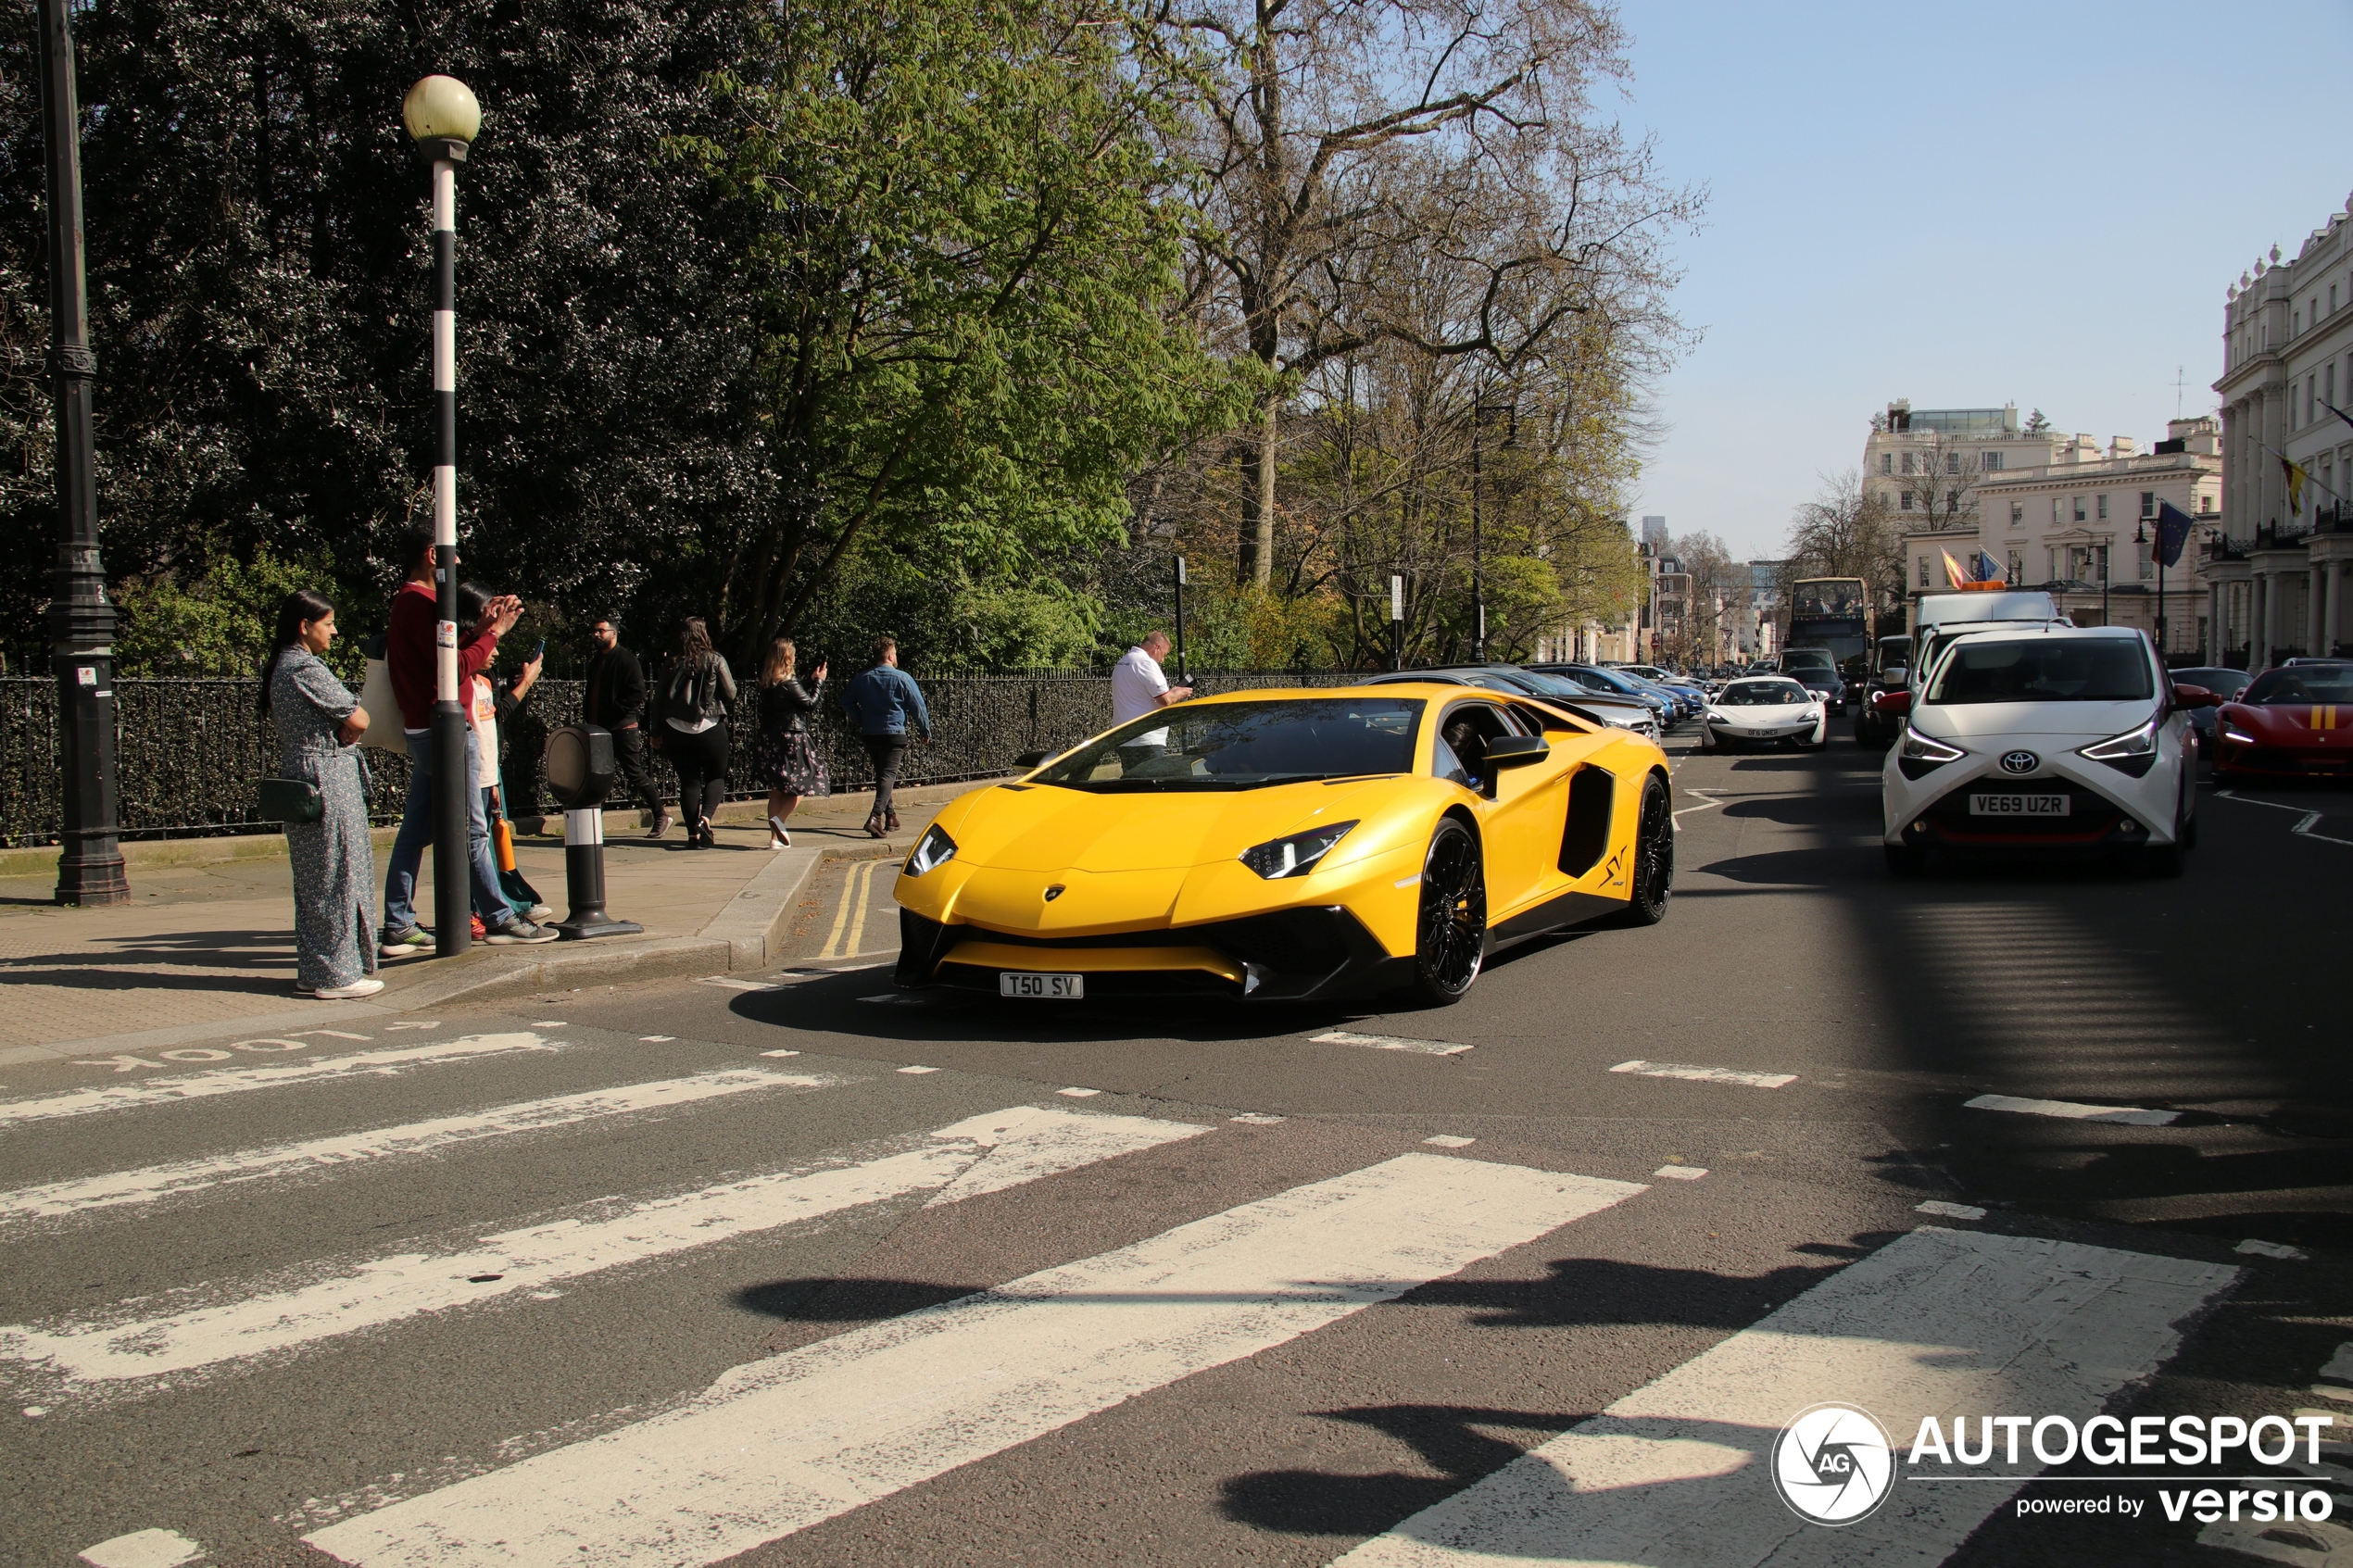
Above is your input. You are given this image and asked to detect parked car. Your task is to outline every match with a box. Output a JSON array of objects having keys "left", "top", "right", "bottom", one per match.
[
  {"left": 2211, "top": 662, "right": 2353, "bottom": 784},
  {"left": 1534, "top": 663, "right": 1685, "bottom": 723},
  {"left": 1779, "top": 647, "right": 1848, "bottom": 715},
  {"left": 2162, "top": 665, "right": 2253, "bottom": 755},
  {"left": 1879, "top": 626, "right": 2212, "bottom": 876},
  {"left": 1364, "top": 666, "right": 1659, "bottom": 740},
  {"left": 1700, "top": 677, "right": 1828, "bottom": 753},
  {"left": 1617, "top": 663, "right": 1710, "bottom": 713},
  {"left": 1543, "top": 662, "right": 1693, "bottom": 723}
]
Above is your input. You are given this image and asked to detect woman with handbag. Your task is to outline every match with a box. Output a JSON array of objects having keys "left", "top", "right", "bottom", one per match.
[
  {"left": 259, "top": 589, "right": 384, "bottom": 999},
  {"left": 653, "top": 617, "right": 736, "bottom": 849},
  {"left": 749, "top": 638, "right": 829, "bottom": 847}
]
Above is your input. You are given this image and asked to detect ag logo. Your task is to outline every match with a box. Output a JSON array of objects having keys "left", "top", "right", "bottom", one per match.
[
  {"left": 2000, "top": 749, "right": 2040, "bottom": 775},
  {"left": 1770, "top": 1401, "right": 1894, "bottom": 1526}
]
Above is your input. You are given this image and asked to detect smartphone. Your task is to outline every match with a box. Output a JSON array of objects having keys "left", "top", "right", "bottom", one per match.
[{"left": 532, "top": 638, "right": 546, "bottom": 659}]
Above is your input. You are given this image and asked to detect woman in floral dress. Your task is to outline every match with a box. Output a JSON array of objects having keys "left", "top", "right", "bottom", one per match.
[
  {"left": 261, "top": 590, "right": 383, "bottom": 999},
  {"left": 750, "top": 638, "right": 829, "bottom": 847}
]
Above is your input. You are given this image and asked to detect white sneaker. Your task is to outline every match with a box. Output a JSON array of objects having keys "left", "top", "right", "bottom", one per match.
[
  {"left": 526, "top": 903, "right": 555, "bottom": 922},
  {"left": 315, "top": 978, "right": 386, "bottom": 1000},
  {"left": 770, "top": 816, "right": 791, "bottom": 849}
]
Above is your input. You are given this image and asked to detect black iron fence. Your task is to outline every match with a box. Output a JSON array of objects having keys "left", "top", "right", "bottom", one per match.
[{"left": 0, "top": 670, "right": 1358, "bottom": 847}]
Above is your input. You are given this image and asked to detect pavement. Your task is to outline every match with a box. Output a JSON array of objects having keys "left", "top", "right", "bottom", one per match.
[
  {"left": 1, "top": 729, "right": 2348, "bottom": 1568},
  {"left": 0, "top": 782, "right": 976, "bottom": 1067}
]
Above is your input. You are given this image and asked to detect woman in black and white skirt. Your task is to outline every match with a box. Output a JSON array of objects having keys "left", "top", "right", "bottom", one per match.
[{"left": 751, "top": 638, "right": 830, "bottom": 847}]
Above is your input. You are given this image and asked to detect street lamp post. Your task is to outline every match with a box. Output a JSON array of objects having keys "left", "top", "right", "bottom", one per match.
[
  {"left": 403, "top": 75, "right": 481, "bottom": 958},
  {"left": 36, "top": 0, "right": 128, "bottom": 907},
  {"left": 1468, "top": 399, "right": 1515, "bottom": 663}
]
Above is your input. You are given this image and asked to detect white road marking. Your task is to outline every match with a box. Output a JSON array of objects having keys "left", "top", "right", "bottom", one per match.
[
  {"left": 1964, "top": 1092, "right": 2179, "bottom": 1125},
  {"left": 383, "top": 1022, "right": 439, "bottom": 1031},
  {"left": 2237, "top": 1237, "right": 2309, "bottom": 1261},
  {"left": 637, "top": 1035, "right": 674, "bottom": 1043},
  {"left": 2214, "top": 790, "right": 2353, "bottom": 847},
  {"left": 0, "top": 1106, "right": 1206, "bottom": 1393},
  {"left": 1610, "top": 1059, "right": 1795, "bottom": 1089},
  {"left": 1652, "top": 1165, "right": 1706, "bottom": 1181},
  {"left": 2322, "top": 1345, "right": 2353, "bottom": 1384},
  {"left": 1230, "top": 1113, "right": 1285, "bottom": 1124},
  {"left": 0, "top": 1035, "right": 564, "bottom": 1129},
  {"left": 1330, "top": 1226, "right": 2239, "bottom": 1568},
  {"left": 529, "top": 1021, "right": 568, "bottom": 1027},
  {"left": 2310, "top": 1385, "right": 2353, "bottom": 1403},
  {"left": 1312, "top": 1031, "right": 1470, "bottom": 1057},
  {"left": 1672, "top": 786, "right": 1730, "bottom": 822},
  {"left": 1057, "top": 1087, "right": 1101, "bottom": 1098},
  {"left": 1915, "top": 1200, "right": 1986, "bottom": 1221},
  {"left": 1422, "top": 1135, "right": 1476, "bottom": 1148},
  {"left": 698, "top": 976, "right": 780, "bottom": 992},
  {"left": 897, "top": 1065, "right": 940, "bottom": 1074},
  {"left": 759, "top": 1049, "right": 801, "bottom": 1059},
  {"left": 0, "top": 1070, "right": 844, "bottom": 1228},
  {"left": 302, "top": 1154, "right": 1645, "bottom": 1568},
  {"left": 77, "top": 1528, "right": 206, "bottom": 1568}
]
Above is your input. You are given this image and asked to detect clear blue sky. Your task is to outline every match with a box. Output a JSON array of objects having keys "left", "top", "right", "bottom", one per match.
[{"left": 1610, "top": 0, "right": 2353, "bottom": 560}]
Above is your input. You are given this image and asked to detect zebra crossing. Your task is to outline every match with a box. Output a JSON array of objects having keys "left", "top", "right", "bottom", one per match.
[{"left": 0, "top": 1012, "right": 2302, "bottom": 1567}]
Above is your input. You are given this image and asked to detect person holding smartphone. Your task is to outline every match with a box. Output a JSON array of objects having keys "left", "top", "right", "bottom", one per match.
[{"left": 751, "top": 638, "right": 828, "bottom": 847}]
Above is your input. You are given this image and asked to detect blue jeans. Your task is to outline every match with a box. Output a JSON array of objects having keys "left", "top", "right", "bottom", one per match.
[{"left": 384, "top": 728, "right": 515, "bottom": 934}]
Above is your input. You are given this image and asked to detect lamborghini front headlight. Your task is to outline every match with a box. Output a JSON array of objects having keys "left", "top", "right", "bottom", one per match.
[{"left": 1239, "top": 821, "right": 1358, "bottom": 879}]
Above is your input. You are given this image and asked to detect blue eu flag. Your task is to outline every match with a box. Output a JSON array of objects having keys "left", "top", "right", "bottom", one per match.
[{"left": 2155, "top": 501, "right": 2196, "bottom": 569}]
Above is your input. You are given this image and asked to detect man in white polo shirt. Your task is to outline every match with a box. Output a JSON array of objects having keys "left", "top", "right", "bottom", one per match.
[{"left": 1110, "top": 632, "right": 1193, "bottom": 753}]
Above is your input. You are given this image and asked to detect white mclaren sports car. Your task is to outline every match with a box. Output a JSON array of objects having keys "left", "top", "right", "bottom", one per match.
[
  {"left": 1700, "top": 677, "right": 1828, "bottom": 752},
  {"left": 1880, "top": 625, "right": 2215, "bottom": 876}
]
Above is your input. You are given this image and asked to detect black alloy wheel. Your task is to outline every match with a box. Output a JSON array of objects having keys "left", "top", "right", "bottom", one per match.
[
  {"left": 1612, "top": 773, "right": 1674, "bottom": 926},
  {"left": 1409, "top": 818, "right": 1486, "bottom": 1005}
]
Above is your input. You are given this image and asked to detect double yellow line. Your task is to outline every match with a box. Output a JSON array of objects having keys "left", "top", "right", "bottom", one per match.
[{"left": 817, "top": 857, "right": 888, "bottom": 960}]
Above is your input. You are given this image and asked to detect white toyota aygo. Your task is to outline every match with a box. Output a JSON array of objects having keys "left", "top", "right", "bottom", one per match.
[{"left": 1880, "top": 626, "right": 2216, "bottom": 876}]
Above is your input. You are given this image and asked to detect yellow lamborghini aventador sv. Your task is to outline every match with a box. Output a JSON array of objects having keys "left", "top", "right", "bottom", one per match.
[{"left": 891, "top": 683, "right": 1673, "bottom": 1006}]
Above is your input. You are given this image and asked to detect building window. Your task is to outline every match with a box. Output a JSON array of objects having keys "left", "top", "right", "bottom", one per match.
[
  {"left": 2096, "top": 494, "right": 2108, "bottom": 521},
  {"left": 1901, "top": 452, "right": 1915, "bottom": 475},
  {"left": 1918, "top": 558, "right": 1930, "bottom": 588},
  {"left": 2310, "top": 375, "right": 2318, "bottom": 426},
  {"left": 1944, "top": 453, "right": 1960, "bottom": 475},
  {"left": 2007, "top": 549, "right": 2022, "bottom": 583},
  {"left": 2052, "top": 497, "right": 2062, "bottom": 523},
  {"left": 1880, "top": 453, "right": 1893, "bottom": 474},
  {"left": 2140, "top": 491, "right": 2156, "bottom": 519},
  {"left": 2334, "top": 283, "right": 2341, "bottom": 315},
  {"left": 1984, "top": 451, "right": 2004, "bottom": 470},
  {"left": 2201, "top": 492, "right": 2214, "bottom": 513},
  {"left": 1900, "top": 491, "right": 1914, "bottom": 511},
  {"left": 2330, "top": 362, "right": 2338, "bottom": 410},
  {"left": 2072, "top": 495, "right": 2086, "bottom": 522},
  {"left": 1946, "top": 488, "right": 1960, "bottom": 510},
  {"left": 2010, "top": 502, "right": 2024, "bottom": 523}
]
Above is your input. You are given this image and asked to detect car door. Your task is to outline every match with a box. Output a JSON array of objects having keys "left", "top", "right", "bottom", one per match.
[{"left": 1440, "top": 699, "right": 1570, "bottom": 920}]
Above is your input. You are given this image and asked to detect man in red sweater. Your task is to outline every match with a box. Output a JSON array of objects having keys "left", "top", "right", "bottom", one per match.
[{"left": 381, "top": 530, "right": 558, "bottom": 949}]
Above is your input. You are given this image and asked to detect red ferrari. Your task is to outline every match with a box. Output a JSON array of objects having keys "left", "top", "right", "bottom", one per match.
[{"left": 2212, "top": 661, "right": 2353, "bottom": 783}]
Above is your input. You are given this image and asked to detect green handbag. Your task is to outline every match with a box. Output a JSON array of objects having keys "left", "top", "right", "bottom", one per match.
[{"left": 258, "top": 775, "right": 324, "bottom": 825}]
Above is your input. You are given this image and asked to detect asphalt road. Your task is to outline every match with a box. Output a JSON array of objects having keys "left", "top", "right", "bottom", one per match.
[{"left": 2, "top": 725, "right": 2347, "bottom": 1568}]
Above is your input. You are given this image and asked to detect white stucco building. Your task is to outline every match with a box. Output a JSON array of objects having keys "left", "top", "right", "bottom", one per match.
[
  {"left": 2209, "top": 198, "right": 2353, "bottom": 664},
  {"left": 1864, "top": 402, "right": 2071, "bottom": 535}
]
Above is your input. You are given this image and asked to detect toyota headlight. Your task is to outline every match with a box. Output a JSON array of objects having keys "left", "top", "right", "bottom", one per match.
[
  {"left": 2081, "top": 718, "right": 2160, "bottom": 776},
  {"left": 1898, "top": 730, "right": 1965, "bottom": 765},
  {"left": 1239, "top": 820, "right": 1357, "bottom": 879},
  {"left": 904, "top": 823, "right": 958, "bottom": 876}
]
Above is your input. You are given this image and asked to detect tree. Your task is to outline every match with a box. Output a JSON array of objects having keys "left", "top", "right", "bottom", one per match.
[
  {"left": 1136, "top": 0, "right": 1696, "bottom": 587},
  {"left": 676, "top": 0, "right": 1245, "bottom": 661},
  {"left": 1785, "top": 469, "right": 1903, "bottom": 617},
  {"left": 0, "top": 0, "right": 769, "bottom": 655}
]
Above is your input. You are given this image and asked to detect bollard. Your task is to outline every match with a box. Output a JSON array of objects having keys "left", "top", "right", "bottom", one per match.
[{"left": 542, "top": 724, "right": 644, "bottom": 940}]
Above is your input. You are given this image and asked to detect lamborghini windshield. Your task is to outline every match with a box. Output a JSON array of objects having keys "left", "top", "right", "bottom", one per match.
[{"left": 1031, "top": 697, "right": 1424, "bottom": 792}]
